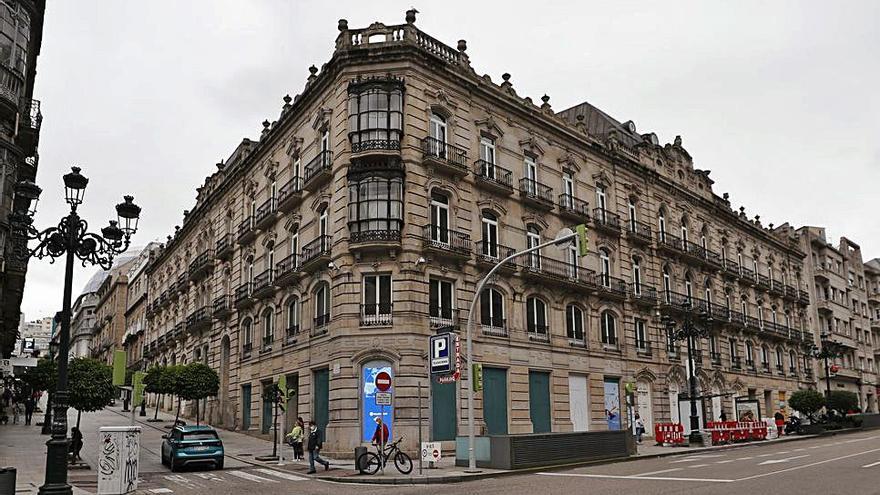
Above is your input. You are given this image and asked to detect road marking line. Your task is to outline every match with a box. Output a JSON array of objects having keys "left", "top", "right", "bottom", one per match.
[
  {"left": 792, "top": 448, "right": 805, "bottom": 452},
  {"left": 149, "top": 490, "right": 173, "bottom": 494},
  {"left": 254, "top": 468, "right": 308, "bottom": 481},
  {"left": 775, "top": 451, "right": 790, "bottom": 454},
  {"left": 736, "top": 447, "right": 880, "bottom": 482},
  {"left": 715, "top": 460, "right": 736, "bottom": 464},
  {"left": 808, "top": 446, "right": 821, "bottom": 449},
  {"left": 757, "top": 454, "right": 809, "bottom": 465},
  {"left": 163, "top": 475, "right": 203, "bottom": 489},
  {"left": 668, "top": 454, "right": 724, "bottom": 464},
  {"left": 227, "top": 471, "right": 279, "bottom": 483},
  {"left": 537, "top": 472, "right": 734, "bottom": 483},
  {"left": 632, "top": 468, "right": 683, "bottom": 477},
  {"left": 756, "top": 454, "right": 774, "bottom": 458},
  {"left": 736, "top": 456, "right": 754, "bottom": 460},
  {"left": 689, "top": 464, "right": 710, "bottom": 468},
  {"left": 862, "top": 461, "right": 880, "bottom": 468},
  {"left": 192, "top": 473, "right": 224, "bottom": 482}
]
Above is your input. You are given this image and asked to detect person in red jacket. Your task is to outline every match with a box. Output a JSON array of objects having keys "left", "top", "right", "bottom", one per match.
[{"left": 371, "top": 416, "right": 389, "bottom": 447}]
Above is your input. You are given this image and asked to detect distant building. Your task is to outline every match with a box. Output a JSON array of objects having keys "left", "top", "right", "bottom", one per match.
[
  {"left": 15, "top": 314, "right": 52, "bottom": 357},
  {"left": 122, "top": 242, "right": 160, "bottom": 371}
]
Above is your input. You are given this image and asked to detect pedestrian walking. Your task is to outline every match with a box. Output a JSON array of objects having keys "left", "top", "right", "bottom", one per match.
[
  {"left": 11, "top": 400, "right": 21, "bottom": 424},
  {"left": 306, "top": 420, "right": 330, "bottom": 474},
  {"left": 634, "top": 413, "right": 645, "bottom": 444},
  {"left": 774, "top": 409, "right": 785, "bottom": 437},
  {"left": 70, "top": 427, "right": 83, "bottom": 462},
  {"left": 24, "top": 396, "right": 35, "bottom": 425},
  {"left": 286, "top": 417, "right": 305, "bottom": 461}
]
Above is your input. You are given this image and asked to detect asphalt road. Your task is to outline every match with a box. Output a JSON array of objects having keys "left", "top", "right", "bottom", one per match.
[{"left": 69, "top": 410, "right": 880, "bottom": 495}]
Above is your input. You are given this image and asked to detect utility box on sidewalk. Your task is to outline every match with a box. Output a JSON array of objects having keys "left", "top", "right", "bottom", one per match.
[
  {"left": 97, "top": 426, "right": 141, "bottom": 495},
  {"left": 0, "top": 466, "right": 16, "bottom": 495}
]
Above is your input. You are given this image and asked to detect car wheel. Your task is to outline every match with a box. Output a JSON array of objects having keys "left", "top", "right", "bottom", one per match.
[
  {"left": 170, "top": 457, "right": 179, "bottom": 472},
  {"left": 216, "top": 458, "right": 224, "bottom": 470},
  {"left": 160, "top": 448, "right": 167, "bottom": 466}
]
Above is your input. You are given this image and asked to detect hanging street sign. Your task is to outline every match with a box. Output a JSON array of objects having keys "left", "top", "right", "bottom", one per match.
[{"left": 430, "top": 333, "right": 454, "bottom": 375}]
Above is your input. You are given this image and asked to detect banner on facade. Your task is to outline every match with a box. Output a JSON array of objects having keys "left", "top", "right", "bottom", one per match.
[
  {"left": 604, "top": 378, "right": 621, "bottom": 430},
  {"left": 112, "top": 350, "right": 127, "bottom": 386},
  {"left": 734, "top": 397, "right": 761, "bottom": 422},
  {"left": 362, "top": 364, "right": 394, "bottom": 442}
]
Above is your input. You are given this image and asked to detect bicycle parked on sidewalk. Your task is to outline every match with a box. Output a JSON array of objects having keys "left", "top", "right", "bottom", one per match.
[{"left": 357, "top": 436, "right": 413, "bottom": 475}]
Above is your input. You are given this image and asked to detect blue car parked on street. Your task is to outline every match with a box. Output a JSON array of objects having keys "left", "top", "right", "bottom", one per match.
[{"left": 161, "top": 425, "right": 224, "bottom": 471}]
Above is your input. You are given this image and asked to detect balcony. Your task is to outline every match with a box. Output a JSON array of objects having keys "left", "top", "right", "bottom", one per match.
[
  {"left": 237, "top": 216, "right": 256, "bottom": 244},
  {"left": 215, "top": 234, "right": 234, "bottom": 260},
  {"left": 722, "top": 260, "right": 740, "bottom": 278},
  {"left": 0, "top": 62, "right": 24, "bottom": 113},
  {"left": 234, "top": 283, "right": 253, "bottom": 309},
  {"left": 277, "top": 177, "right": 303, "bottom": 213},
  {"left": 349, "top": 228, "right": 402, "bottom": 251},
  {"left": 595, "top": 274, "right": 628, "bottom": 300},
  {"left": 630, "top": 283, "right": 658, "bottom": 306},
  {"left": 212, "top": 295, "right": 232, "bottom": 319},
  {"left": 739, "top": 265, "right": 756, "bottom": 284},
  {"left": 769, "top": 280, "right": 785, "bottom": 296},
  {"left": 188, "top": 250, "right": 214, "bottom": 281},
  {"left": 186, "top": 306, "right": 213, "bottom": 333},
  {"left": 783, "top": 285, "right": 799, "bottom": 301},
  {"left": 657, "top": 232, "right": 684, "bottom": 254},
  {"left": 172, "top": 322, "right": 185, "bottom": 340},
  {"left": 756, "top": 273, "right": 771, "bottom": 291},
  {"left": 528, "top": 326, "right": 550, "bottom": 343},
  {"left": 351, "top": 138, "right": 400, "bottom": 155},
  {"left": 473, "top": 160, "right": 514, "bottom": 195},
  {"left": 816, "top": 298, "right": 834, "bottom": 315},
  {"left": 557, "top": 194, "right": 590, "bottom": 222},
  {"left": 518, "top": 178, "right": 554, "bottom": 210},
  {"left": 251, "top": 269, "right": 276, "bottom": 299},
  {"left": 869, "top": 289, "right": 880, "bottom": 305},
  {"left": 312, "top": 314, "right": 331, "bottom": 337},
  {"left": 474, "top": 241, "right": 517, "bottom": 272},
  {"left": 681, "top": 240, "right": 707, "bottom": 263},
  {"left": 18, "top": 99, "right": 42, "bottom": 155},
  {"left": 481, "top": 318, "right": 508, "bottom": 338},
  {"left": 626, "top": 220, "right": 652, "bottom": 245},
  {"left": 421, "top": 225, "right": 472, "bottom": 260},
  {"left": 710, "top": 351, "right": 722, "bottom": 366},
  {"left": 658, "top": 290, "right": 692, "bottom": 312},
  {"left": 429, "top": 307, "right": 459, "bottom": 330},
  {"left": 871, "top": 319, "right": 880, "bottom": 331},
  {"left": 242, "top": 342, "right": 253, "bottom": 359},
  {"left": 744, "top": 315, "right": 761, "bottom": 332},
  {"left": 303, "top": 150, "right": 333, "bottom": 191},
  {"left": 361, "top": 303, "right": 393, "bottom": 327},
  {"left": 300, "top": 235, "right": 332, "bottom": 272},
  {"left": 798, "top": 290, "right": 810, "bottom": 305},
  {"left": 274, "top": 253, "right": 302, "bottom": 286},
  {"left": 284, "top": 325, "right": 300, "bottom": 346},
  {"left": 592, "top": 208, "right": 621, "bottom": 234},
  {"left": 731, "top": 356, "right": 742, "bottom": 370},
  {"left": 177, "top": 273, "right": 188, "bottom": 293},
  {"left": 254, "top": 198, "right": 277, "bottom": 230},
  {"left": 521, "top": 255, "right": 597, "bottom": 293},
  {"left": 421, "top": 137, "right": 468, "bottom": 176}
]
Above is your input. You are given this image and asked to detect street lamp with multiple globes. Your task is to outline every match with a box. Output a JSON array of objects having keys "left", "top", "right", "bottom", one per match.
[
  {"left": 811, "top": 332, "right": 844, "bottom": 398},
  {"left": 660, "top": 303, "right": 714, "bottom": 446},
  {"left": 12, "top": 166, "right": 141, "bottom": 495}
]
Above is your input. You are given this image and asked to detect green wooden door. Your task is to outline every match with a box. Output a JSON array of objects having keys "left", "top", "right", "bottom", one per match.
[
  {"left": 431, "top": 379, "right": 456, "bottom": 440},
  {"left": 241, "top": 384, "right": 252, "bottom": 430},
  {"left": 482, "top": 367, "right": 508, "bottom": 435},
  {"left": 313, "top": 369, "right": 329, "bottom": 431},
  {"left": 529, "top": 370, "right": 551, "bottom": 433},
  {"left": 261, "top": 382, "right": 273, "bottom": 434}
]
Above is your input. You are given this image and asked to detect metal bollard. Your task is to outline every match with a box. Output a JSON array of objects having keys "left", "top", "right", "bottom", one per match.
[{"left": 0, "top": 466, "right": 16, "bottom": 495}]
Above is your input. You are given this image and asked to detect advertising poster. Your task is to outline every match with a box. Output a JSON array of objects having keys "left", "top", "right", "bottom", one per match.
[
  {"left": 604, "top": 378, "right": 621, "bottom": 430},
  {"left": 362, "top": 364, "right": 394, "bottom": 442},
  {"left": 734, "top": 397, "right": 761, "bottom": 422}
]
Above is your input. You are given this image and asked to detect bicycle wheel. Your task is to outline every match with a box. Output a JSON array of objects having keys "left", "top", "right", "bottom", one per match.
[
  {"left": 394, "top": 451, "right": 413, "bottom": 474},
  {"left": 357, "top": 452, "right": 381, "bottom": 475}
]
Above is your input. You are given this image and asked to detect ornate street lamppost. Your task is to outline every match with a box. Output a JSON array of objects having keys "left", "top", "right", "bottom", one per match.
[
  {"left": 661, "top": 303, "right": 714, "bottom": 446},
  {"left": 811, "top": 332, "right": 844, "bottom": 398},
  {"left": 12, "top": 166, "right": 141, "bottom": 495}
]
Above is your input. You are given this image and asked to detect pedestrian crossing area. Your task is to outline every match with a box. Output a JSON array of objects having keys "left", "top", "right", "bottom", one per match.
[{"left": 142, "top": 467, "right": 308, "bottom": 493}]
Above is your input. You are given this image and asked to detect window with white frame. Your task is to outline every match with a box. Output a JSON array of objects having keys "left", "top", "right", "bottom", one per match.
[
  {"left": 314, "top": 283, "right": 331, "bottom": 328},
  {"left": 527, "top": 225, "right": 541, "bottom": 269},
  {"left": 566, "top": 304, "right": 584, "bottom": 341},
  {"left": 628, "top": 199, "right": 637, "bottom": 232},
  {"left": 479, "top": 136, "right": 496, "bottom": 179},
  {"left": 262, "top": 308, "right": 274, "bottom": 347},
  {"left": 632, "top": 257, "right": 642, "bottom": 295},
  {"left": 481, "top": 211, "right": 498, "bottom": 258},
  {"left": 286, "top": 297, "right": 300, "bottom": 337},
  {"left": 430, "top": 191, "right": 450, "bottom": 244},
  {"left": 362, "top": 274, "right": 392, "bottom": 324},
  {"left": 526, "top": 297, "right": 548, "bottom": 335},
  {"left": 429, "top": 278, "right": 455, "bottom": 324},
  {"left": 601, "top": 311, "right": 617, "bottom": 346},
  {"left": 635, "top": 319, "right": 647, "bottom": 350},
  {"left": 599, "top": 249, "right": 611, "bottom": 287},
  {"left": 480, "top": 287, "right": 505, "bottom": 328}
]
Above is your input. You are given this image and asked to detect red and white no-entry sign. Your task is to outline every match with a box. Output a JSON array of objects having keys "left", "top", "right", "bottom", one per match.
[{"left": 375, "top": 371, "right": 392, "bottom": 392}]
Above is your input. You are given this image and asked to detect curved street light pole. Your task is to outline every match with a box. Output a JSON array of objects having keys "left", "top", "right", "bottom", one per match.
[
  {"left": 11, "top": 167, "right": 141, "bottom": 495},
  {"left": 464, "top": 230, "right": 577, "bottom": 471}
]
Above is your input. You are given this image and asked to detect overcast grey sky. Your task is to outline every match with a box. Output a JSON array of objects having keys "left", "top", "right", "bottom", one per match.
[{"left": 20, "top": 0, "right": 880, "bottom": 321}]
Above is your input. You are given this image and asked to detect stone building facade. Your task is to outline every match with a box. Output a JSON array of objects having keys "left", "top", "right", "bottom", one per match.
[
  {"left": 93, "top": 257, "right": 136, "bottom": 364},
  {"left": 798, "top": 227, "right": 878, "bottom": 412},
  {"left": 142, "top": 12, "right": 818, "bottom": 455},
  {"left": 0, "top": 0, "right": 44, "bottom": 357},
  {"left": 122, "top": 243, "right": 159, "bottom": 371}
]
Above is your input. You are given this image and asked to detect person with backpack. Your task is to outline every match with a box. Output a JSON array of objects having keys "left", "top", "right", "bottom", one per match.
[{"left": 306, "top": 420, "right": 330, "bottom": 474}]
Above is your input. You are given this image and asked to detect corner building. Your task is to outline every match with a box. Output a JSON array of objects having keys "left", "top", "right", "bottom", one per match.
[{"left": 143, "top": 12, "right": 818, "bottom": 455}]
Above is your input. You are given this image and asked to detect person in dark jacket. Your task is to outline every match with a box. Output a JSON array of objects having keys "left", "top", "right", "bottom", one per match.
[
  {"left": 306, "top": 420, "right": 330, "bottom": 474},
  {"left": 24, "top": 396, "right": 35, "bottom": 425}
]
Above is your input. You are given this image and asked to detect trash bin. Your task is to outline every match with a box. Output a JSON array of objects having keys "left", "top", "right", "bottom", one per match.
[
  {"left": 354, "top": 446, "right": 368, "bottom": 473},
  {"left": 0, "top": 466, "right": 16, "bottom": 495}
]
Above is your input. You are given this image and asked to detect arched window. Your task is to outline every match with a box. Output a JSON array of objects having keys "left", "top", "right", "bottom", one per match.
[
  {"left": 775, "top": 348, "right": 784, "bottom": 371},
  {"left": 266, "top": 241, "right": 275, "bottom": 273},
  {"left": 595, "top": 184, "right": 607, "bottom": 212},
  {"left": 241, "top": 318, "right": 253, "bottom": 352},
  {"left": 600, "top": 311, "right": 617, "bottom": 345},
  {"left": 347, "top": 79, "right": 404, "bottom": 151},
  {"left": 347, "top": 176, "right": 404, "bottom": 237},
  {"left": 286, "top": 297, "right": 300, "bottom": 340},
  {"left": 628, "top": 198, "right": 638, "bottom": 232},
  {"left": 262, "top": 308, "right": 274, "bottom": 347},
  {"left": 526, "top": 297, "right": 548, "bottom": 335},
  {"left": 758, "top": 304, "right": 765, "bottom": 327},
  {"left": 429, "top": 191, "right": 450, "bottom": 243},
  {"left": 481, "top": 211, "right": 499, "bottom": 258},
  {"left": 745, "top": 340, "right": 754, "bottom": 366},
  {"left": 662, "top": 265, "right": 672, "bottom": 303},
  {"left": 789, "top": 351, "right": 798, "bottom": 373},
  {"left": 479, "top": 136, "right": 496, "bottom": 178},
  {"left": 658, "top": 209, "right": 667, "bottom": 241},
  {"left": 599, "top": 249, "right": 611, "bottom": 287},
  {"left": 289, "top": 224, "right": 299, "bottom": 257},
  {"left": 318, "top": 206, "right": 329, "bottom": 250},
  {"left": 700, "top": 227, "right": 708, "bottom": 252},
  {"left": 741, "top": 297, "right": 749, "bottom": 317},
  {"left": 761, "top": 345, "right": 770, "bottom": 369},
  {"left": 246, "top": 256, "right": 255, "bottom": 285},
  {"left": 314, "top": 283, "right": 331, "bottom": 329},
  {"left": 527, "top": 225, "right": 541, "bottom": 269},
  {"left": 566, "top": 304, "right": 584, "bottom": 341},
  {"left": 684, "top": 273, "right": 693, "bottom": 301},
  {"left": 680, "top": 217, "right": 689, "bottom": 243},
  {"left": 480, "top": 287, "right": 505, "bottom": 331},
  {"left": 704, "top": 281, "right": 713, "bottom": 308},
  {"left": 429, "top": 112, "right": 447, "bottom": 143}
]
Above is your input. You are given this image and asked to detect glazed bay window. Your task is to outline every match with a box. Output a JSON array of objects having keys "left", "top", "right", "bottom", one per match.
[
  {"left": 347, "top": 176, "right": 403, "bottom": 242},
  {"left": 362, "top": 274, "right": 392, "bottom": 326},
  {"left": 347, "top": 78, "right": 403, "bottom": 153}
]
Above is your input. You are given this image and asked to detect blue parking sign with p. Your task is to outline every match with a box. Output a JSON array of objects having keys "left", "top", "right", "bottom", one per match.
[{"left": 430, "top": 333, "right": 454, "bottom": 375}]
